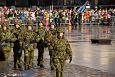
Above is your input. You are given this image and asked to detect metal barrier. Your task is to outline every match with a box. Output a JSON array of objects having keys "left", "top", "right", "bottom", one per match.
[{"left": 111, "top": 16, "right": 115, "bottom": 26}]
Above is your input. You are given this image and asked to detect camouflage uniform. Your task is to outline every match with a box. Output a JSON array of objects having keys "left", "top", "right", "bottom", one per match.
[
  {"left": 23, "top": 21, "right": 40, "bottom": 70},
  {"left": 52, "top": 27, "right": 72, "bottom": 77},
  {"left": 0, "top": 25, "right": 16, "bottom": 61},
  {"left": 36, "top": 21, "right": 45, "bottom": 67},
  {"left": 44, "top": 23, "right": 57, "bottom": 70},
  {"left": 0, "top": 23, "right": 13, "bottom": 75},
  {"left": 13, "top": 21, "right": 24, "bottom": 69}
]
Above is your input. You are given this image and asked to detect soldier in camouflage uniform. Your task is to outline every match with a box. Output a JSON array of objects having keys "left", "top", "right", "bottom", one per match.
[
  {"left": 36, "top": 21, "right": 45, "bottom": 68},
  {"left": 23, "top": 20, "right": 40, "bottom": 70},
  {"left": 0, "top": 23, "right": 16, "bottom": 76},
  {"left": 0, "top": 23, "right": 9, "bottom": 75},
  {"left": 52, "top": 27, "right": 72, "bottom": 77},
  {"left": 0, "top": 23, "right": 16, "bottom": 61},
  {"left": 44, "top": 23, "right": 57, "bottom": 70},
  {"left": 13, "top": 20, "right": 24, "bottom": 70}
]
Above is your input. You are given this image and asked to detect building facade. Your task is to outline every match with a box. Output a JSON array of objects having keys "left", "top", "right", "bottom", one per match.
[{"left": 0, "top": 0, "right": 115, "bottom": 7}]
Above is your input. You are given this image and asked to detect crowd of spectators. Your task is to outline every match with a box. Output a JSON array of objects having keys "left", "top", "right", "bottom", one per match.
[{"left": 0, "top": 6, "right": 115, "bottom": 30}]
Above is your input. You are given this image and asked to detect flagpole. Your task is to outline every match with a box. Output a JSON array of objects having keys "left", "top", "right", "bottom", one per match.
[{"left": 52, "top": 0, "right": 53, "bottom": 11}]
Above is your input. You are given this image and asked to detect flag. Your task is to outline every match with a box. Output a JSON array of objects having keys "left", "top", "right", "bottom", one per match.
[{"left": 77, "top": 2, "right": 87, "bottom": 13}]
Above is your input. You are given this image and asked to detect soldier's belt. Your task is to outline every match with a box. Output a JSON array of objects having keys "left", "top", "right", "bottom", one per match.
[
  {"left": 2, "top": 44, "right": 10, "bottom": 47},
  {"left": 5, "top": 41, "right": 11, "bottom": 43},
  {"left": 30, "top": 40, "right": 36, "bottom": 43}
]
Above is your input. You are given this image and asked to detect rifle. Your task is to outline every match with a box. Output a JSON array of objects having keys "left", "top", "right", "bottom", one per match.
[
  {"left": 23, "top": 36, "right": 35, "bottom": 48},
  {"left": 0, "top": 31, "right": 14, "bottom": 50},
  {"left": 20, "top": 33, "right": 36, "bottom": 51}
]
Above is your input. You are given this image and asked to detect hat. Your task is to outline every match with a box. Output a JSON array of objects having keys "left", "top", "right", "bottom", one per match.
[
  {"left": 16, "top": 20, "right": 22, "bottom": 26},
  {"left": 57, "top": 27, "right": 64, "bottom": 33},
  {"left": 28, "top": 20, "right": 33, "bottom": 26},
  {"left": 50, "top": 22, "right": 55, "bottom": 26},
  {"left": 3, "top": 21, "right": 9, "bottom": 27}
]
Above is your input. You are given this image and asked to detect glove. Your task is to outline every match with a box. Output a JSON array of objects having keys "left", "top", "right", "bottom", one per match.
[
  {"left": 5, "top": 39, "right": 11, "bottom": 43},
  {"left": 30, "top": 40, "right": 35, "bottom": 43},
  {"left": 69, "top": 56, "right": 72, "bottom": 63}
]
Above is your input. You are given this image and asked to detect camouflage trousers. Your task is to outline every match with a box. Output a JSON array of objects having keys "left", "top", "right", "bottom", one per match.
[
  {"left": 2, "top": 47, "right": 11, "bottom": 61},
  {"left": 24, "top": 49, "right": 34, "bottom": 70},
  {"left": 0, "top": 47, "right": 10, "bottom": 74},
  {"left": 53, "top": 58, "right": 65, "bottom": 77},
  {"left": 49, "top": 50, "right": 55, "bottom": 70}
]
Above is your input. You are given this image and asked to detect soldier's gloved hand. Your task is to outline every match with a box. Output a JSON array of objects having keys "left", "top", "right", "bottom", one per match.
[
  {"left": 47, "top": 43, "right": 50, "bottom": 46},
  {"left": 5, "top": 39, "right": 11, "bottom": 43},
  {"left": 69, "top": 56, "right": 72, "bottom": 63},
  {"left": 30, "top": 40, "right": 35, "bottom": 43}
]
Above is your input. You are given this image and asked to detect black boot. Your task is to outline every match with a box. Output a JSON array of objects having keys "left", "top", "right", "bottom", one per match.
[
  {"left": 51, "top": 67, "right": 55, "bottom": 70},
  {"left": 39, "top": 64, "right": 44, "bottom": 68},
  {"left": 18, "top": 64, "right": 23, "bottom": 71},
  {"left": 13, "top": 64, "right": 17, "bottom": 70}
]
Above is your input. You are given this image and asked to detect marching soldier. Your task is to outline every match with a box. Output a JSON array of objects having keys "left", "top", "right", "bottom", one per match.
[
  {"left": 0, "top": 23, "right": 16, "bottom": 61},
  {"left": 13, "top": 20, "right": 24, "bottom": 70},
  {"left": 44, "top": 22, "right": 57, "bottom": 70},
  {"left": 23, "top": 20, "right": 40, "bottom": 70},
  {"left": 36, "top": 21, "right": 45, "bottom": 68},
  {"left": 0, "top": 22, "right": 16, "bottom": 75},
  {"left": 52, "top": 27, "right": 72, "bottom": 77}
]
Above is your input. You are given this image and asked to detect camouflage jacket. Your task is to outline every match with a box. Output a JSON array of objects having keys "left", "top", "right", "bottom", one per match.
[
  {"left": 36, "top": 26, "right": 45, "bottom": 40},
  {"left": 12, "top": 26, "right": 25, "bottom": 49},
  {"left": 44, "top": 29, "right": 57, "bottom": 51},
  {"left": 0, "top": 29, "right": 16, "bottom": 49},
  {"left": 53, "top": 38, "right": 72, "bottom": 59},
  {"left": 23, "top": 29, "right": 40, "bottom": 51}
]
